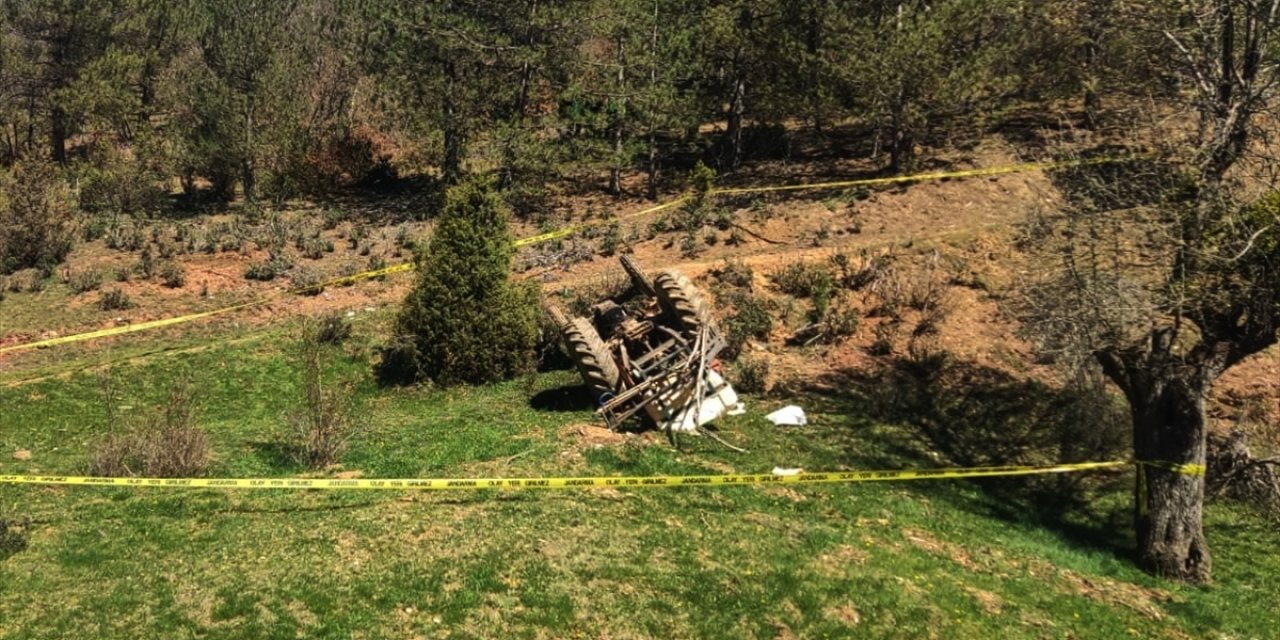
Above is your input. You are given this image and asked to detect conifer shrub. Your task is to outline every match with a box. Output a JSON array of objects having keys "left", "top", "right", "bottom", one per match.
[
  {"left": 75, "top": 139, "right": 168, "bottom": 216},
  {"left": 13, "top": 269, "right": 46, "bottom": 292},
  {"left": 0, "top": 160, "right": 75, "bottom": 275},
  {"left": 381, "top": 177, "right": 540, "bottom": 386}
]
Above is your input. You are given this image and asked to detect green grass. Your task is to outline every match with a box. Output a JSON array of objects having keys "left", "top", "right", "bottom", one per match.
[{"left": 1, "top": 327, "right": 1278, "bottom": 639}]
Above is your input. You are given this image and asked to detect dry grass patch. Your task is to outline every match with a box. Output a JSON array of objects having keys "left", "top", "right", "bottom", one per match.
[
  {"left": 965, "top": 587, "right": 1005, "bottom": 615},
  {"left": 902, "top": 527, "right": 980, "bottom": 571},
  {"left": 1058, "top": 569, "right": 1176, "bottom": 621},
  {"left": 824, "top": 603, "right": 862, "bottom": 626}
]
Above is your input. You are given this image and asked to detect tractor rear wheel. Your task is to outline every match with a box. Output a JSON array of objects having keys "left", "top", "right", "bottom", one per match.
[
  {"left": 654, "top": 270, "right": 712, "bottom": 338},
  {"left": 560, "top": 316, "right": 619, "bottom": 404}
]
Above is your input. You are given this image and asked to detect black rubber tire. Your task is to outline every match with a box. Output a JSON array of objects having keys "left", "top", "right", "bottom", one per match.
[
  {"left": 561, "top": 316, "right": 619, "bottom": 403},
  {"left": 653, "top": 270, "right": 713, "bottom": 337}
]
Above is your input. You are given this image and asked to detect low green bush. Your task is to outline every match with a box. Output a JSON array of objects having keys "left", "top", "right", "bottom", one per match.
[
  {"left": 733, "top": 356, "right": 770, "bottom": 394},
  {"left": 66, "top": 269, "right": 103, "bottom": 294},
  {"left": 314, "top": 311, "right": 353, "bottom": 344},
  {"left": 157, "top": 261, "right": 186, "bottom": 288},
  {"left": 245, "top": 252, "right": 292, "bottom": 281},
  {"left": 770, "top": 262, "right": 835, "bottom": 299},
  {"left": 290, "top": 266, "right": 325, "bottom": 295},
  {"left": 723, "top": 291, "right": 773, "bottom": 358},
  {"left": 0, "top": 515, "right": 27, "bottom": 560},
  {"left": 99, "top": 288, "right": 134, "bottom": 311}
]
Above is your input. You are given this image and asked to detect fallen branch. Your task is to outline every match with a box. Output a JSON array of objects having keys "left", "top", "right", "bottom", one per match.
[
  {"left": 698, "top": 426, "right": 749, "bottom": 453},
  {"left": 728, "top": 222, "right": 787, "bottom": 245}
]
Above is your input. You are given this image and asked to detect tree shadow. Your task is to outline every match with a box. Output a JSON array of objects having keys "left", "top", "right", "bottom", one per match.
[
  {"left": 798, "top": 353, "right": 1136, "bottom": 558},
  {"left": 987, "top": 108, "right": 1082, "bottom": 156},
  {"left": 0, "top": 518, "right": 28, "bottom": 562},
  {"left": 246, "top": 441, "right": 303, "bottom": 473},
  {"left": 163, "top": 188, "right": 232, "bottom": 219},
  {"left": 217, "top": 500, "right": 380, "bottom": 516},
  {"left": 529, "top": 384, "right": 595, "bottom": 413},
  {"left": 1045, "top": 146, "right": 1185, "bottom": 211}
]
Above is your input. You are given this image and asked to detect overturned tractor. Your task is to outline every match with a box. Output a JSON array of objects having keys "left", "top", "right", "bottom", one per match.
[{"left": 547, "top": 256, "right": 738, "bottom": 433}]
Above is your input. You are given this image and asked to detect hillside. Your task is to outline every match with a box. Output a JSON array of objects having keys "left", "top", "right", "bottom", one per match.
[{"left": 3, "top": 127, "right": 1279, "bottom": 639}]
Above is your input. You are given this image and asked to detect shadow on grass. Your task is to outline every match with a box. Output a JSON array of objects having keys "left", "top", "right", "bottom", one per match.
[
  {"left": 528, "top": 384, "right": 595, "bottom": 413},
  {"left": 246, "top": 441, "right": 303, "bottom": 473},
  {"left": 0, "top": 518, "right": 28, "bottom": 562},
  {"left": 795, "top": 352, "right": 1136, "bottom": 559},
  {"left": 218, "top": 500, "right": 381, "bottom": 516}
]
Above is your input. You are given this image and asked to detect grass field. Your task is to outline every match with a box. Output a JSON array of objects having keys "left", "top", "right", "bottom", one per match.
[{"left": 1, "top": 318, "right": 1278, "bottom": 639}]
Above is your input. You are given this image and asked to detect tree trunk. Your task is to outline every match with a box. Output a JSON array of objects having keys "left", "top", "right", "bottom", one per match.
[
  {"left": 241, "top": 157, "right": 256, "bottom": 203},
  {"left": 727, "top": 70, "right": 745, "bottom": 171},
  {"left": 645, "top": 0, "right": 660, "bottom": 201},
  {"left": 500, "top": 0, "right": 538, "bottom": 191},
  {"left": 1081, "top": 0, "right": 1110, "bottom": 130},
  {"left": 50, "top": 105, "right": 68, "bottom": 164},
  {"left": 805, "top": 4, "right": 825, "bottom": 134},
  {"left": 514, "top": 0, "right": 538, "bottom": 123},
  {"left": 609, "top": 123, "right": 624, "bottom": 197},
  {"left": 26, "top": 94, "right": 37, "bottom": 153},
  {"left": 1129, "top": 372, "right": 1212, "bottom": 582},
  {"left": 646, "top": 132, "right": 659, "bottom": 201},
  {"left": 1083, "top": 87, "right": 1101, "bottom": 131},
  {"left": 242, "top": 99, "right": 256, "bottom": 203},
  {"left": 442, "top": 59, "right": 463, "bottom": 185},
  {"left": 609, "top": 36, "right": 627, "bottom": 197},
  {"left": 139, "top": 79, "right": 156, "bottom": 124},
  {"left": 3, "top": 123, "right": 17, "bottom": 164},
  {"left": 888, "top": 93, "right": 913, "bottom": 173}
]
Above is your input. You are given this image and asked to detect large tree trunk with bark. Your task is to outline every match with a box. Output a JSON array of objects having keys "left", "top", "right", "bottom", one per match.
[
  {"left": 1133, "top": 379, "right": 1212, "bottom": 581},
  {"left": 1105, "top": 350, "right": 1213, "bottom": 583}
]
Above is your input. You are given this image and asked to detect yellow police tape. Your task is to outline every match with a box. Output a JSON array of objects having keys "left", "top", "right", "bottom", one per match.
[
  {"left": 1138, "top": 460, "right": 1206, "bottom": 476},
  {"left": 710, "top": 154, "right": 1134, "bottom": 196},
  {"left": 512, "top": 196, "right": 690, "bottom": 247},
  {"left": 0, "top": 461, "right": 1139, "bottom": 491},
  {"left": 0, "top": 262, "right": 417, "bottom": 354},
  {"left": 0, "top": 153, "right": 1146, "bottom": 355},
  {"left": 509, "top": 154, "right": 1142, "bottom": 245}
]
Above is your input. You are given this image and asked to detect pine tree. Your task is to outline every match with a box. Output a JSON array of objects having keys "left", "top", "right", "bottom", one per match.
[
  {"left": 388, "top": 177, "right": 540, "bottom": 386},
  {"left": 3, "top": 0, "right": 117, "bottom": 163}
]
